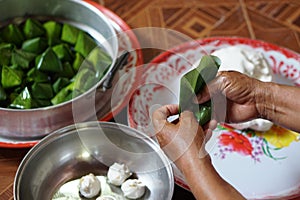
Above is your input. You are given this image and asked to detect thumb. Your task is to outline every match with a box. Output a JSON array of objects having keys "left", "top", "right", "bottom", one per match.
[
  {"left": 194, "top": 85, "right": 211, "bottom": 104},
  {"left": 193, "top": 72, "right": 226, "bottom": 104}
]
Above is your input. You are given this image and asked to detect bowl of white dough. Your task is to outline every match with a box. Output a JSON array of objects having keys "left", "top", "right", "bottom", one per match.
[{"left": 14, "top": 121, "right": 174, "bottom": 200}]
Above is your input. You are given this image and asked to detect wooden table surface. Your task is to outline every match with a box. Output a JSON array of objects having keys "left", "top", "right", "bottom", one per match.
[{"left": 1, "top": 0, "right": 300, "bottom": 199}]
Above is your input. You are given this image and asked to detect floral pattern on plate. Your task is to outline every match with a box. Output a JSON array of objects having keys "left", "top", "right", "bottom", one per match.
[
  {"left": 215, "top": 124, "right": 299, "bottom": 162},
  {"left": 128, "top": 37, "right": 300, "bottom": 199}
]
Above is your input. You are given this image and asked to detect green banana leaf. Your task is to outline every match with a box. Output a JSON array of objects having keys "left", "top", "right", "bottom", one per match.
[{"left": 179, "top": 55, "right": 221, "bottom": 125}]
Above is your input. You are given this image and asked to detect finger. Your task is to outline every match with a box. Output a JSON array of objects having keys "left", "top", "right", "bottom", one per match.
[
  {"left": 179, "top": 111, "right": 204, "bottom": 139},
  {"left": 194, "top": 71, "right": 227, "bottom": 104},
  {"left": 204, "top": 128, "right": 213, "bottom": 142},
  {"left": 202, "top": 119, "right": 218, "bottom": 131},
  {"left": 208, "top": 119, "right": 218, "bottom": 130},
  {"left": 152, "top": 104, "right": 179, "bottom": 131},
  {"left": 180, "top": 110, "right": 198, "bottom": 124},
  {"left": 152, "top": 104, "right": 179, "bottom": 121},
  {"left": 198, "top": 128, "right": 212, "bottom": 158},
  {"left": 194, "top": 85, "right": 211, "bottom": 104}
]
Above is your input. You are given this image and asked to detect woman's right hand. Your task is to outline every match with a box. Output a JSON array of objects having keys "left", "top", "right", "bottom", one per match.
[
  {"left": 194, "top": 71, "right": 267, "bottom": 123},
  {"left": 152, "top": 105, "right": 246, "bottom": 200}
]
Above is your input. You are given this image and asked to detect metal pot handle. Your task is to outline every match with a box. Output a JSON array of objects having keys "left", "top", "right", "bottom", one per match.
[{"left": 101, "top": 51, "right": 130, "bottom": 92}]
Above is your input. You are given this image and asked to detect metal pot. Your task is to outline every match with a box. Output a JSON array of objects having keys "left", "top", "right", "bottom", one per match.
[
  {"left": 14, "top": 121, "right": 174, "bottom": 200},
  {"left": 0, "top": 0, "right": 119, "bottom": 139}
]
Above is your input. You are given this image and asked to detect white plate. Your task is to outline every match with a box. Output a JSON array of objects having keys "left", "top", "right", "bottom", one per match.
[
  {"left": 128, "top": 37, "right": 300, "bottom": 199},
  {"left": 0, "top": 3, "right": 143, "bottom": 148}
]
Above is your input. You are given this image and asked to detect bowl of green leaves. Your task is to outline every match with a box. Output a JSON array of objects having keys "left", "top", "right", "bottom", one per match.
[{"left": 0, "top": 0, "right": 119, "bottom": 139}]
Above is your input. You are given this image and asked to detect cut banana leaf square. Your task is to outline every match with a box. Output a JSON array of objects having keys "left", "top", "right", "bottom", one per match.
[
  {"left": 61, "top": 24, "right": 80, "bottom": 45},
  {"left": 51, "top": 82, "right": 74, "bottom": 105},
  {"left": 74, "top": 31, "right": 97, "bottom": 58},
  {"left": 58, "top": 62, "right": 75, "bottom": 78},
  {"left": 52, "top": 77, "right": 70, "bottom": 94},
  {"left": 9, "top": 87, "right": 32, "bottom": 109},
  {"left": 31, "top": 82, "right": 54, "bottom": 99},
  {"left": 72, "top": 52, "right": 84, "bottom": 72},
  {"left": 26, "top": 68, "right": 49, "bottom": 83},
  {"left": 23, "top": 18, "right": 46, "bottom": 39},
  {"left": 86, "top": 47, "right": 112, "bottom": 79},
  {"left": 1, "top": 24, "right": 25, "bottom": 47},
  {"left": 1, "top": 65, "right": 23, "bottom": 89},
  {"left": 43, "top": 21, "right": 62, "bottom": 46},
  {"left": 52, "top": 43, "right": 74, "bottom": 62},
  {"left": 36, "top": 48, "right": 63, "bottom": 73},
  {"left": 73, "top": 67, "right": 95, "bottom": 92},
  {"left": 22, "top": 37, "right": 48, "bottom": 54},
  {"left": 11, "top": 49, "right": 36, "bottom": 69}
]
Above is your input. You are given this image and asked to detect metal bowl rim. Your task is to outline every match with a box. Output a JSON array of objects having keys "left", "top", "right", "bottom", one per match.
[
  {"left": 0, "top": 0, "right": 119, "bottom": 112},
  {"left": 13, "top": 121, "right": 174, "bottom": 199}
]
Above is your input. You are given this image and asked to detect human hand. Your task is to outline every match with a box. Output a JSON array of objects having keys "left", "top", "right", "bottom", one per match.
[
  {"left": 152, "top": 104, "right": 247, "bottom": 199},
  {"left": 194, "top": 71, "right": 265, "bottom": 123},
  {"left": 152, "top": 104, "right": 214, "bottom": 168}
]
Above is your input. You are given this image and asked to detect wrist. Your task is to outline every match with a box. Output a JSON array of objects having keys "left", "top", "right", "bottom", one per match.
[
  {"left": 255, "top": 81, "right": 277, "bottom": 120},
  {"left": 175, "top": 151, "right": 246, "bottom": 200},
  {"left": 176, "top": 150, "right": 212, "bottom": 175}
]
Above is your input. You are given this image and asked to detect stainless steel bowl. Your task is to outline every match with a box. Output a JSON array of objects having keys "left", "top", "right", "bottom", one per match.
[
  {"left": 0, "top": 0, "right": 119, "bottom": 139},
  {"left": 14, "top": 121, "right": 174, "bottom": 200}
]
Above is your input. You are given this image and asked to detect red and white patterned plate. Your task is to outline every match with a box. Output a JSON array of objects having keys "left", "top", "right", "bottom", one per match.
[
  {"left": 0, "top": 2, "right": 143, "bottom": 148},
  {"left": 128, "top": 37, "right": 300, "bottom": 199}
]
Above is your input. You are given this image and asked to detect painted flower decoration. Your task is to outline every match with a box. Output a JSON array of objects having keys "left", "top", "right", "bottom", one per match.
[
  {"left": 215, "top": 124, "right": 300, "bottom": 162},
  {"left": 282, "top": 64, "right": 299, "bottom": 79},
  {"left": 257, "top": 125, "right": 299, "bottom": 148},
  {"left": 219, "top": 131, "right": 253, "bottom": 156}
]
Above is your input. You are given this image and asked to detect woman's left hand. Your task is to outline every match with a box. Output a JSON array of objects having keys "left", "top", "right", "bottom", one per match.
[{"left": 152, "top": 104, "right": 214, "bottom": 168}]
